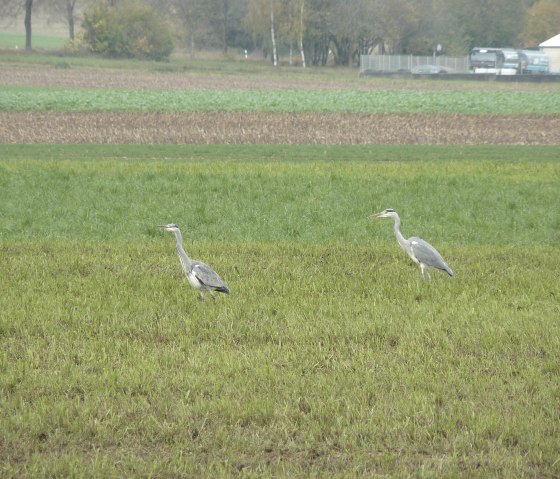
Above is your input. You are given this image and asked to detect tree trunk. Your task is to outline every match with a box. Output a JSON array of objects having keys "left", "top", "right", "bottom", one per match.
[
  {"left": 288, "top": 1, "right": 293, "bottom": 66},
  {"left": 66, "top": 0, "right": 75, "bottom": 40},
  {"left": 299, "top": 0, "right": 306, "bottom": 68},
  {"left": 24, "top": 0, "right": 33, "bottom": 50},
  {"left": 222, "top": 0, "right": 229, "bottom": 54},
  {"left": 332, "top": 36, "right": 352, "bottom": 66},
  {"left": 270, "top": 3, "right": 278, "bottom": 66},
  {"left": 190, "top": 30, "right": 195, "bottom": 59},
  {"left": 289, "top": 41, "right": 293, "bottom": 66}
]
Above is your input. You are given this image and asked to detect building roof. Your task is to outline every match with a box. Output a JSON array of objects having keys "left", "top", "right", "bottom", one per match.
[{"left": 540, "top": 33, "right": 560, "bottom": 47}]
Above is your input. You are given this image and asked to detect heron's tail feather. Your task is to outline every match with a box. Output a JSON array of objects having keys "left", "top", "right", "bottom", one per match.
[{"left": 214, "top": 285, "right": 230, "bottom": 294}]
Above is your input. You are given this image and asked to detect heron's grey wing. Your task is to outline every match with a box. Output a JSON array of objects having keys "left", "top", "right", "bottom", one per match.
[
  {"left": 409, "top": 237, "right": 453, "bottom": 274},
  {"left": 192, "top": 261, "right": 230, "bottom": 292}
]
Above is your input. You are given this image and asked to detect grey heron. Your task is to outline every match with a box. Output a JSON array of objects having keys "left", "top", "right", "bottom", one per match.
[
  {"left": 369, "top": 209, "right": 453, "bottom": 281},
  {"left": 158, "top": 224, "right": 230, "bottom": 300}
]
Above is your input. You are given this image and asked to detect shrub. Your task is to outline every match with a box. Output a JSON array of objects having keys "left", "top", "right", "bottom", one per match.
[
  {"left": 82, "top": 0, "right": 174, "bottom": 60},
  {"left": 64, "top": 30, "right": 89, "bottom": 55}
]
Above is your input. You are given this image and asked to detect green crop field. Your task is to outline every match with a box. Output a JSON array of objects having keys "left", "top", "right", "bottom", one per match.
[
  {"left": 0, "top": 32, "right": 67, "bottom": 51},
  {"left": 2, "top": 86, "right": 560, "bottom": 114},
  {"left": 1, "top": 143, "right": 559, "bottom": 477}
]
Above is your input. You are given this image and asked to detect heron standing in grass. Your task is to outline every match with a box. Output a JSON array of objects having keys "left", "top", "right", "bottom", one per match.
[
  {"left": 369, "top": 208, "right": 453, "bottom": 281},
  {"left": 158, "top": 224, "right": 230, "bottom": 300}
]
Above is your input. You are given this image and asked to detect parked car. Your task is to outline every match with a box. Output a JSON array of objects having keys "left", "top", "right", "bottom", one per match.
[{"left": 411, "top": 64, "right": 455, "bottom": 74}]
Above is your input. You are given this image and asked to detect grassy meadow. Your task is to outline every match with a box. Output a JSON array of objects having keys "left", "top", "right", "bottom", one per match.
[
  {"left": 1, "top": 143, "right": 559, "bottom": 476},
  {"left": 0, "top": 32, "right": 67, "bottom": 51},
  {"left": 1, "top": 48, "right": 560, "bottom": 476}
]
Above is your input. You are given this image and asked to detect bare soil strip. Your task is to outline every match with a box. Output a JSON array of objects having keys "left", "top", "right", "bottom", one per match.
[
  {"left": 2, "top": 66, "right": 558, "bottom": 92},
  {"left": 0, "top": 66, "right": 365, "bottom": 91},
  {"left": 1, "top": 111, "right": 558, "bottom": 144}
]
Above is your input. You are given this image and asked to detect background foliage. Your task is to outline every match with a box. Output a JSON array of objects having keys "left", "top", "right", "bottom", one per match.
[
  {"left": 81, "top": 0, "right": 174, "bottom": 60},
  {"left": 3, "top": 0, "right": 560, "bottom": 63}
]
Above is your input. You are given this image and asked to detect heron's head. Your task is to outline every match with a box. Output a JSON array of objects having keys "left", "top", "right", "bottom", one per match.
[
  {"left": 369, "top": 208, "right": 397, "bottom": 219},
  {"left": 157, "top": 223, "right": 180, "bottom": 233}
]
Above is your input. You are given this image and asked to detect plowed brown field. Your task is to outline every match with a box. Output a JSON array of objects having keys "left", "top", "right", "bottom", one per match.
[
  {"left": 1, "top": 66, "right": 558, "bottom": 144},
  {"left": 5, "top": 65, "right": 554, "bottom": 91},
  {"left": 2, "top": 111, "right": 559, "bottom": 144}
]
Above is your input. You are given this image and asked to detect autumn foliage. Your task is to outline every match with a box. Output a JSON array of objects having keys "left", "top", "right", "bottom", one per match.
[{"left": 82, "top": 0, "right": 173, "bottom": 60}]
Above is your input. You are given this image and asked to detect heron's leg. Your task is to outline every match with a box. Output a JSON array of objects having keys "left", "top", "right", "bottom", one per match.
[
  {"left": 427, "top": 270, "right": 432, "bottom": 282},
  {"left": 210, "top": 291, "right": 216, "bottom": 300},
  {"left": 417, "top": 265, "right": 425, "bottom": 296},
  {"left": 198, "top": 291, "right": 205, "bottom": 302}
]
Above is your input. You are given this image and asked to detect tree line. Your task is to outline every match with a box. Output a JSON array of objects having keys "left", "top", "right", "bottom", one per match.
[{"left": 2, "top": 0, "right": 560, "bottom": 64}]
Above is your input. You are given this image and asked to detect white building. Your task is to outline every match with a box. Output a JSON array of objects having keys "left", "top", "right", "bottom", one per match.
[{"left": 539, "top": 33, "right": 560, "bottom": 73}]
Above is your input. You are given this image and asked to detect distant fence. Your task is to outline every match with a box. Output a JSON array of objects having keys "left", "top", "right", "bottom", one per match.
[{"left": 360, "top": 54, "right": 469, "bottom": 74}]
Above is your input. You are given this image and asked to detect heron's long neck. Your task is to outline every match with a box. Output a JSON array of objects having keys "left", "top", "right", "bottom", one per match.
[
  {"left": 392, "top": 215, "right": 408, "bottom": 251},
  {"left": 173, "top": 230, "right": 193, "bottom": 271}
]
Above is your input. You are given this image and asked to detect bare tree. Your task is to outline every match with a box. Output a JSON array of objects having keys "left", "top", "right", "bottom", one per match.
[
  {"left": 66, "top": 0, "right": 76, "bottom": 38},
  {"left": 299, "top": 0, "right": 305, "bottom": 67},
  {"left": 1, "top": 0, "right": 36, "bottom": 49},
  {"left": 168, "top": 0, "right": 203, "bottom": 57},
  {"left": 23, "top": 0, "right": 33, "bottom": 49},
  {"left": 245, "top": 0, "right": 276, "bottom": 60},
  {"left": 44, "top": 0, "right": 83, "bottom": 40},
  {"left": 269, "top": 0, "right": 277, "bottom": 65},
  {"left": 196, "top": 0, "right": 247, "bottom": 54},
  {"left": 206, "top": 0, "right": 231, "bottom": 54},
  {"left": 280, "top": 0, "right": 306, "bottom": 67}
]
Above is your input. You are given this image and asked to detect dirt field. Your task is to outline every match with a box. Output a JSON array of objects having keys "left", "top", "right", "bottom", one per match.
[
  {"left": 1, "top": 66, "right": 559, "bottom": 144},
  {"left": 2, "top": 65, "right": 558, "bottom": 91},
  {"left": 2, "top": 110, "right": 559, "bottom": 144}
]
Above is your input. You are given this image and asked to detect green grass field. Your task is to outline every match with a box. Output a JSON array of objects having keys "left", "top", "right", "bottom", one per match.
[
  {"left": 1, "top": 144, "right": 559, "bottom": 476},
  {"left": 2, "top": 86, "right": 560, "bottom": 114},
  {"left": 0, "top": 32, "right": 67, "bottom": 51}
]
